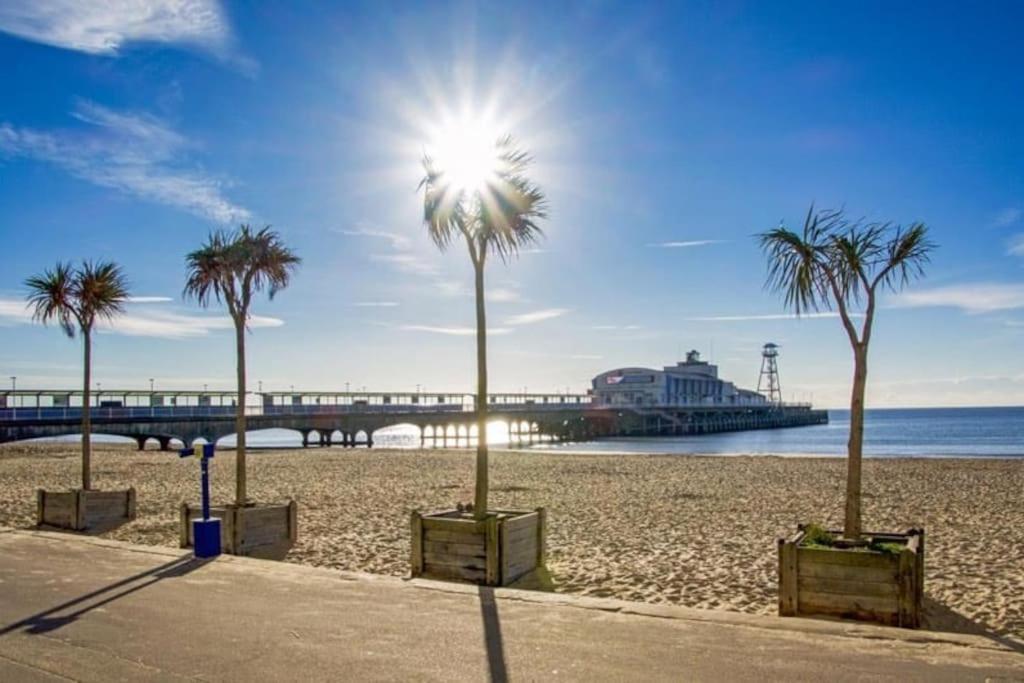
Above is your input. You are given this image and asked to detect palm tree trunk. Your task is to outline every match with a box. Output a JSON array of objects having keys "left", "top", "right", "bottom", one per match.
[
  {"left": 844, "top": 344, "right": 868, "bottom": 539},
  {"left": 234, "top": 316, "right": 247, "bottom": 505},
  {"left": 473, "top": 261, "right": 489, "bottom": 519},
  {"left": 81, "top": 328, "right": 92, "bottom": 491}
]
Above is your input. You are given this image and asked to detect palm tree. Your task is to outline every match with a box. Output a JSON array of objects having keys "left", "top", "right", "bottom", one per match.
[
  {"left": 26, "top": 261, "right": 130, "bottom": 490},
  {"left": 184, "top": 225, "right": 300, "bottom": 505},
  {"left": 759, "top": 206, "right": 933, "bottom": 539},
  {"left": 420, "top": 136, "right": 547, "bottom": 519}
]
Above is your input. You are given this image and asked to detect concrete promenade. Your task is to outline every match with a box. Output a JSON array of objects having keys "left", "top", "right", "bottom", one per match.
[{"left": 0, "top": 528, "right": 1021, "bottom": 682}]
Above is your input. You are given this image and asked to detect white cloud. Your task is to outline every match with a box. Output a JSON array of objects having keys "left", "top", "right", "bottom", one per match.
[
  {"left": 0, "top": 101, "right": 250, "bottom": 223},
  {"left": 1008, "top": 234, "right": 1024, "bottom": 257},
  {"left": 489, "top": 287, "right": 522, "bottom": 303},
  {"left": 504, "top": 308, "right": 571, "bottom": 325},
  {"left": 0, "top": 297, "right": 282, "bottom": 339},
  {"left": 435, "top": 281, "right": 471, "bottom": 298},
  {"left": 993, "top": 207, "right": 1022, "bottom": 228},
  {"left": 126, "top": 296, "right": 173, "bottom": 304},
  {"left": 400, "top": 324, "right": 511, "bottom": 336},
  {"left": 591, "top": 324, "right": 641, "bottom": 331},
  {"left": 646, "top": 240, "right": 724, "bottom": 249},
  {"left": 337, "top": 227, "right": 412, "bottom": 250},
  {"left": 892, "top": 283, "right": 1024, "bottom": 314},
  {"left": 369, "top": 253, "right": 438, "bottom": 277},
  {"left": 352, "top": 301, "right": 399, "bottom": 308},
  {"left": 687, "top": 312, "right": 856, "bottom": 322},
  {"left": 100, "top": 311, "right": 283, "bottom": 338},
  {"left": 0, "top": 299, "right": 33, "bottom": 323},
  {"left": 0, "top": 1, "right": 231, "bottom": 56}
]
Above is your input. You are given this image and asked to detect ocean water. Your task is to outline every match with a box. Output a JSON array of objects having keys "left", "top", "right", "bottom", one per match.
[
  {"left": 39, "top": 407, "right": 1024, "bottom": 458},
  {"left": 532, "top": 407, "right": 1024, "bottom": 458}
]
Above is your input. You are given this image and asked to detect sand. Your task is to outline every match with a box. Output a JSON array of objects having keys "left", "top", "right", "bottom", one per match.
[{"left": 1, "top": 442, "right": 1021, "bottom": 638}]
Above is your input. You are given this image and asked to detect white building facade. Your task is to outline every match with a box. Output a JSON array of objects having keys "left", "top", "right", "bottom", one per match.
[{"left": 591, "top": 350, "right": 768, "bottom": 407}]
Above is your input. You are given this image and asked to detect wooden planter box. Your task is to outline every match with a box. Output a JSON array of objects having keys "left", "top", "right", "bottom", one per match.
[
  {"left": 778, "top": 526, "right": 924, "bottom": 628},
  {"left": 37, "top": 488, "right": 137, "bottom": 531},
  {"left": 180, "top": 501, "right": 298, "bottom": 557},
  {"left": 410, "top": 508, "right": 546, "bottom": 586}
]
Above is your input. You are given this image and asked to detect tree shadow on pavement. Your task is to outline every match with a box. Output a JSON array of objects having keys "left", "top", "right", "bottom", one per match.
[
  {"left": 0, "top": 554, "right": 211, "bottom": 637},
  {"left": 479, "top": 587, "right": 509, "bottom": 683}
]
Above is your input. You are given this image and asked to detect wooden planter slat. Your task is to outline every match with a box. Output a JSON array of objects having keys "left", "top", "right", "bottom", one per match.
[
  {"left": 424, "top": 564, "right": 487, "bottom": 582},
  {"left": 798, "top": 576, "right": 898, "bottom": 598},
  {"left": 423, "top": 529, "right": 486, "bottom": 545},
  {"left": 798, "top": 562, "right": 897, "bottom": 582},
  {"left": 778, "top": 527, "right": 924, "bottom": 628},
  {"left": 423, "top": 541, "right": 486, "bottom": 558},
  {"left": 411, "top": 507, "right": 546, "bottom": 586},
  {"left": 422, "top": 516, "right": 487, "bottom": 532}
]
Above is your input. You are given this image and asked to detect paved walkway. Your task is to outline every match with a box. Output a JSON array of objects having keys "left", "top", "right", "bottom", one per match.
[{"left": 0, "top": 528, "right": 1021, "bottom": 682}]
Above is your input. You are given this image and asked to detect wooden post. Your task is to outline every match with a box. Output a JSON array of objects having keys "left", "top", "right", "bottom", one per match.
[
  {"left": 127, "top": 488, "right": 137, "bottom": 520},
  {"left": 179, "top": 503, "right": 190, "bottom": 548},
  {"left": 536, "top": 507, "right": 547, "bottom": 567},
  {"left": 36, "top": 489, "right": 45, "bottom": 527},
  {"left": 898, "top": 547, "right": 915, "bottom": 627},
  {"left": 288, "top": 500, "right": 298, "bottom": 542},
  {"left": 74, "top": 489, "right": 86, "bottom": 531},
  {"left": 778, "top": 537, "right": 798, "bottom": 616},
  {"left": 485, "top": 515, "right": 499, "bottom": 585},
  {"left": 913, "top": 529, "right": 925, "bottom": 617},
  {"left": 230, "top": 505, "right": 242, "bottom": 554},
  {"left": 410, "top": 511, "right": 424, "bottom": 576}
]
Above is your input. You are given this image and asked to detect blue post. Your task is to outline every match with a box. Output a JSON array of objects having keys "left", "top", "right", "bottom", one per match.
[
  {"left": 200, "top": 443, "right": 213, "bottom": 521},
  {"left": 181, "top": 443, "right": 221, "bottom": 558}
]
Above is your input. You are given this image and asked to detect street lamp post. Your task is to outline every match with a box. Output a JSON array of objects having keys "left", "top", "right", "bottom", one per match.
[
  {"left": 149, "top": 378, "right": 154, "bottom": 392},
  {"left": 9, "top": 376, "right": 15, "bottom": 416}
]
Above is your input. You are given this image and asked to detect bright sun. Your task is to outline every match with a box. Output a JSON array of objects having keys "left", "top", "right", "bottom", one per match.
[{"left": 426, "top": 113, "right": 503, "bottom": 194}]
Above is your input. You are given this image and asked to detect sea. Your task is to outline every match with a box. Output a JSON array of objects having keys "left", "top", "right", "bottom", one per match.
[
  {"left": 44, "top": 406, "right": 1024, "bottom": 458},
  {"left": 233, "top": 406, "right": 1024, "bottom": 458}
]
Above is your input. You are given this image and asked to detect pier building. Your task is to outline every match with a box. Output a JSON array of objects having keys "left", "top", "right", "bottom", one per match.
[{"left": 592, "top": 350, "right": 768, "bottom": 407}]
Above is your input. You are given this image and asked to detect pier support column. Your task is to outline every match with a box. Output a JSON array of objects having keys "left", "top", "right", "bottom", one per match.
[
  {"left": 366, "top": 432, "right": 374, "bottom": 449},
  {"left": 301, "top": 430, "right": 310, "bottom": 448},
  {"left": 158, "top": 437, "right": 172, "bottom": 451},
  {"left": 135, "top": 436, "right": 148, "bottom": 451}
]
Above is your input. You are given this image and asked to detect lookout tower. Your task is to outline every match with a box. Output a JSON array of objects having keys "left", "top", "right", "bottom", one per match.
[{"left": 758, "top": 343, "right": 782, "bottom": 404}]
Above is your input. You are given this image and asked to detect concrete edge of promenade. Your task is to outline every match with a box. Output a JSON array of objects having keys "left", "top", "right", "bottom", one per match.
[{"left": 2, "top": 524, "right": 1020, "bottom": 657}]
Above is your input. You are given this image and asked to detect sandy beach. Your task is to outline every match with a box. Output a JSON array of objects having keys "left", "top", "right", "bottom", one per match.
[{"left": 1, "top": 443, "right": 1021, "bottom": 638}]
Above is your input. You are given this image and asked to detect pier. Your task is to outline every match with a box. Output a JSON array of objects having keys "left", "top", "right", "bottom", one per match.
[{"left": 0, "top": 388, "right": 827, "bottom": 449}]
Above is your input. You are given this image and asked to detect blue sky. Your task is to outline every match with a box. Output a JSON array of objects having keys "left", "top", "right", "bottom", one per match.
[{"left": 1, "top": 1, "right": 1022, "bottom": 408}]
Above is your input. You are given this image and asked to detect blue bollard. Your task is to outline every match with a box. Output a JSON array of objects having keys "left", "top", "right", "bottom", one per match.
[
  {"left": 181, "top": 443, "right": 221, "bottom": 559},
  {"left": 193, "top": 518, "right": 222, "bottom": 558}
]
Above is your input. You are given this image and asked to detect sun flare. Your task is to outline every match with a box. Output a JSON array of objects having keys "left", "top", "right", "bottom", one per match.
[{"left": 425, "top": 113, "right": 504, "bottom": 194}]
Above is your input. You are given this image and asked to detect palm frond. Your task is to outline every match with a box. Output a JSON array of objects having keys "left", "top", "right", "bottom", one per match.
[
  {"left": 420, "top": 136, "right": 548, "bottom": 263},
  {"left": 25, "top": 262, "right": 77, "bottom": 338},
  {"left": 184, "top": 225, "right": 300, "bottom": 318},
  {"left": 76, "top": 260, "right": 129, "bottom": 326}
]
